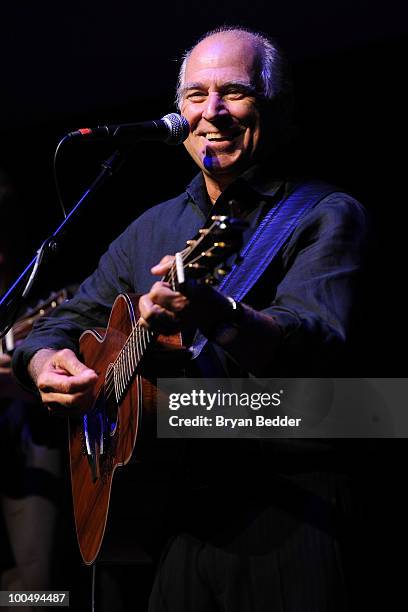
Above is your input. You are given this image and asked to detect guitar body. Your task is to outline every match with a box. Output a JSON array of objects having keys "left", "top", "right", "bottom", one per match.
[{"left": 69, "top": 293, "right": 180, "bottom": 565}]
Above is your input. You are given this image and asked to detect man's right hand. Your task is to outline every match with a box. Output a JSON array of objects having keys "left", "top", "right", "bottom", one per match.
[{"left": 28, "top": 348, "right": 98, "bottom": 415}]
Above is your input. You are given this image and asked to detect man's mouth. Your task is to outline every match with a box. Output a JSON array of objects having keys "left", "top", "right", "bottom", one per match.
[{"left": 201, "top": 131, "right": 241, "bottom": 142}]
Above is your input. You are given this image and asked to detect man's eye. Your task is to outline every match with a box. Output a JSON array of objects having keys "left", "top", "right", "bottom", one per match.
[
  {"left": 187, "top": 92, "right": 206, "bottom": 101},
  {"left": 224, "top": 91, "right": 245, "bottom": 100}
]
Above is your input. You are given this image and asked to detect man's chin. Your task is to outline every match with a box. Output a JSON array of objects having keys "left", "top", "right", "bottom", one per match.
[{"left": 202, "top": 154, "right": 248, "bottom": 179}]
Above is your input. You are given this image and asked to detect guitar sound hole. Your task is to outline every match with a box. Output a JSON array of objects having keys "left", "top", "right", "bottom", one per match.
[
  {"left": 85, "top": 389, "right": 119, "bottom": 454},
  {"left": 109, "top": 420, "right": 117, "bottom": 435}
]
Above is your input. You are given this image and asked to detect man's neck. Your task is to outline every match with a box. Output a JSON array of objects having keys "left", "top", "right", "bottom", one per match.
[{"left": 203, "top": 173, "right": 236, "bottom": 204}]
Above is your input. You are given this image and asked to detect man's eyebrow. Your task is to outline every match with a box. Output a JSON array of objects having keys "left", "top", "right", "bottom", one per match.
[
  {"left": 179, "top": 80, "right": 257, "bottom": 96},
  {"left": 179, "top": 81, "right": 205, "bottom": 93}
]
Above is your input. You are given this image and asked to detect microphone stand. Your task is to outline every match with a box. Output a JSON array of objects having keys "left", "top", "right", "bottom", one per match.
[{"left": 0, "top": 147, "right": 127, "bottom": 339}]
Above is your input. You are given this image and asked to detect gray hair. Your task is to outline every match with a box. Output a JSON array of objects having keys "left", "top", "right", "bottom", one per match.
[{"left": 175, "top": 26, "right": 292, "bottom": 109}]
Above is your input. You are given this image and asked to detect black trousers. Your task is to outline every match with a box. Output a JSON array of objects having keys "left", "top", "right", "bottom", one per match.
[{"left": 148, "top": 470, "right": 356, "bottom": 612}]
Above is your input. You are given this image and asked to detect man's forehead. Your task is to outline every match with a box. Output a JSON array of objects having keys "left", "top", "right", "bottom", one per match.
[{"left": 185, "top": 32, "right": 259, "bottom": 77}]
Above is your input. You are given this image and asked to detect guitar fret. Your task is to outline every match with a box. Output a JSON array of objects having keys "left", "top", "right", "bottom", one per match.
[
  {"left": 119, "top": 354, "right": 125, "bottom": 396},
  {"left": 135, "top": 332, "right": 140, "bottom": 360},
  {"left": 122, "top": 351, "right": 127, "bottom": 392},
  {"left": 125, "top": 343, "right": 131, "bottom": 385},
  {"left": 124, "top": 344, "right": 128, "bottom": 388},
  {"left": 114, "top": 364, "right": 120, "bottom": 403},
  {"left": 122, "top": 358, "right": 126, "bottom": 395},
  {"left": 135, "top": 329, "right": 141, "bottom": 361},
  {"left": 130, "top": 335, "right": 136, "bottom": 371},
  {"left": 116, "top": 360, "right": 121, "bottom": 398},
  {"left": 138, "top": 332, "right": 144, "bottom": 359}
]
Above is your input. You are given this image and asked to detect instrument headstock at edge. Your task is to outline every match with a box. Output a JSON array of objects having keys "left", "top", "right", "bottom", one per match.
[{"left": 169, "top": 215, "right": 248, "bottom": 288}]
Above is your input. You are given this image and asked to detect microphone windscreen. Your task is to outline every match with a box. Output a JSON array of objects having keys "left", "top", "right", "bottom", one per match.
[{"left": 161, "top": 113, "right": 190, "bottom": 145}]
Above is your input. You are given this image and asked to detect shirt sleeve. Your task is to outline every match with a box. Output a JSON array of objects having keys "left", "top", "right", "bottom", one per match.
[{"left": 213, "top": 192, "right": 370, "bottom": 376}]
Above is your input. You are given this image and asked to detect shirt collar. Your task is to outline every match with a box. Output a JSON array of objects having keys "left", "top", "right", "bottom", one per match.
[{"left": 185, "top": 163, "right": 285, "bottom": 218}]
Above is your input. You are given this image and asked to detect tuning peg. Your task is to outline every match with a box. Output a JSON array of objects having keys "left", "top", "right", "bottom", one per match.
[
  {"left": 216, "top": 266, "right": 231, "bottom": 276},
  {"left": 211, "top": 215, "right": 228, "bottom": 221},
  {"left": 213, "top": 242, "right": 226, "bottom": 248},
  {"left": 186, "top": 239, "right": 196, "bottom": 246},
  {"left": 204, "top": 276, "right": 218, "bottom": 285},
  {"left": 186, "top": 262, "right": 208, "bottom": 278},
  {"left": 199, "top": 228, "right": 210, "bottom": 235}
]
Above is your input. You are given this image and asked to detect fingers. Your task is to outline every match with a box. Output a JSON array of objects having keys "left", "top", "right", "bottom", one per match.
[
  {"left": 151, "top": 255, "right": 175, "bottom": 276},
  {"left": 138, "top": 281, "right": 189, "bottom": 334},
  {"left": 139, "top": 282, "right": 188, "bottom": 316},
  {"left": 51, "top": 348, "right": 96, "bottom": 377},
  {"left": 37, "top": 369, "right": 97, "bottom": 395},
  {"left": 150, "top": 282, "right": 188, "bottom": 312},
  {"left": 138, "top": 296, "right": 180, "bottom": 334},
  {"left": 35, "top": 348, "right": 98, "bottom": 412}
]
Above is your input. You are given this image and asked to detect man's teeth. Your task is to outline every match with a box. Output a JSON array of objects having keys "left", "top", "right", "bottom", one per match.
[{"left": 205, "top": 133, "right": 232, "bottom": 141}]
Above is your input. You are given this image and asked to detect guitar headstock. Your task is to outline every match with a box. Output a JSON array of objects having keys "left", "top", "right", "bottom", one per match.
[{"left": 169, "top": 215, "right": 247, "bottom": 287}]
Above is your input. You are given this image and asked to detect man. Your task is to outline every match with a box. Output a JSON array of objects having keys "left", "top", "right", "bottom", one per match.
[{"left": 13, "top": 27, "right": 368, "bottom": 611}]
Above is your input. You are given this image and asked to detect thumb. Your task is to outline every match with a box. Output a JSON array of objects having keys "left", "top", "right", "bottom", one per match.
[{"left": 52, "top": 349, "right": 97, "bottom": 378}]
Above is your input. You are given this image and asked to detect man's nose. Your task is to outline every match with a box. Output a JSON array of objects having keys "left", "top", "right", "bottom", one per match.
[{"left": 202, "top": 92, "right": 228, "bottom": 121}]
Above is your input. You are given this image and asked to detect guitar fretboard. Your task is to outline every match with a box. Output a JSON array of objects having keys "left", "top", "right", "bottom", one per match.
[{"left": 104, "top": 323, "right": 154, "bottom": 405}]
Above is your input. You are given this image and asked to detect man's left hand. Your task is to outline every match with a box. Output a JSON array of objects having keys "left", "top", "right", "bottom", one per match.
[
  {"left": 138, "top": 256, "right": 190, "bottom": 334},
  {"left": 138, "top": 255, "right": 236, "bottom": 337}
]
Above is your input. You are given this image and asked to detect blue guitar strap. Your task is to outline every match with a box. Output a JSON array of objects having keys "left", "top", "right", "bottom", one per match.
[{"left": 190, "top": 180, "right": 339, "bottom": 359}]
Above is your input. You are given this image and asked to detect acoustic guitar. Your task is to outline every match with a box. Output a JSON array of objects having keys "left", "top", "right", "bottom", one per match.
[{"left": 70, "top": 215, "right": 246, "bottom": 564}]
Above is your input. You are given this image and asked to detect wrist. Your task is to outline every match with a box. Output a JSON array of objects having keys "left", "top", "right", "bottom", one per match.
[
  {"left": 204, "top": 296, "right": 245, "bottom": 344},
  {"left": 28, "top": 348, "right": 57, "bottom": 386},
  {"left": 225, "top": 297, "right": 244, "bottom": 324}
]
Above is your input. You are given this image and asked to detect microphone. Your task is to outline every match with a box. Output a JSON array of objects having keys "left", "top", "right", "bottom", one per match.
[{"left": 66, "top": 113, "right": 190, "bottom": 145}]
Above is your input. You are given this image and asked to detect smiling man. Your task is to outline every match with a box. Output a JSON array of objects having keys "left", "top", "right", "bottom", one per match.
[
  {"left": 13, "top": 26, "right": 368, "bottom": 611},
  {"left": 179, "top": 30, "right": 263, "bottom": 200}
]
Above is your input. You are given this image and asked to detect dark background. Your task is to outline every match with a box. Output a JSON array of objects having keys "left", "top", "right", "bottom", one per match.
[{"left": 1, "top": 1, "right": 407, "bottom": 609}]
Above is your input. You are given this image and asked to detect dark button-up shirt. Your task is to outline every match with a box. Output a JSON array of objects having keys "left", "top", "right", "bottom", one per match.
[{"left": 13, "top": 165, "right": 369, "bottom": 384}]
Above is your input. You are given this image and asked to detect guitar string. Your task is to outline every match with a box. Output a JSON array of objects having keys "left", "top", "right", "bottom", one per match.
[{"left": 104, "top": 324, "right": 154, "bottom": 402}]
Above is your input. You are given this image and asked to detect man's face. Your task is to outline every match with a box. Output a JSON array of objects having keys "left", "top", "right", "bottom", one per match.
[{"left": 180, "top": 33, "right": 263, "bottom": 182}]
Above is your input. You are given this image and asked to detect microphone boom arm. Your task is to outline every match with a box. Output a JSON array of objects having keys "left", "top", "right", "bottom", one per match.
[{"left": 0, "top": 147, "right": 126, "bottom": 339}]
